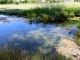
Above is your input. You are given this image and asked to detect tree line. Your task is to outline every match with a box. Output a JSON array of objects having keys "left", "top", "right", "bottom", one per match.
[
  {"left": 0, "top": 0, "right": 79, "bottom": 4},
  {"left": 0, "top": 0, "right": 27, "bottom": 4}
]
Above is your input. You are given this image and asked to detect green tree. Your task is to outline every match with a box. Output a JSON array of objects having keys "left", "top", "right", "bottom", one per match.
[
  {"left": 25, "top": 0, "right": 27, "bottom": 2},
  {"left": 10, "top": 0, "right": 13, "bottom": 3},
  {"left": 4, "top": 0, "right": 8, "bottom": 3}
]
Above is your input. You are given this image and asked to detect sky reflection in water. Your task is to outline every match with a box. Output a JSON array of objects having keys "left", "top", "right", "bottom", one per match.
[{"left": 0, "top": 15, "right": 73, "bottom": 53}]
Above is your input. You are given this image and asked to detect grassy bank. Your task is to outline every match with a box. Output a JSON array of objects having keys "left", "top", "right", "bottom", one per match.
[
  {"left": 0, "top": 2, "right": 80, "bottom": 18},
  {"left": 0, "top": 2, "right": 80, "bottom": 27}
]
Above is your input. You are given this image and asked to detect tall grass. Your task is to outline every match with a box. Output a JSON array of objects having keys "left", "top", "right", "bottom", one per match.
[
  {"left": 0, "top": 2, "right": 80, "bottom": 20},
  {"left": 0, "top": 2, "right": 80, "bottom": 27}
]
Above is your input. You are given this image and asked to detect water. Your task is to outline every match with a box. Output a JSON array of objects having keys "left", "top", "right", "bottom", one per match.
[{"left": 0, "top": 15, "right": 77, "bottom": 53}]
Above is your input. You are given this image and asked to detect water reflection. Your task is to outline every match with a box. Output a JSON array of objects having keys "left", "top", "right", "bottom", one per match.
[
  {"left": 0, "top": 15, "right": 77, "bottom": 54},
  {"left": 0, "top": 15, "right": 13, "bottom": 24}
]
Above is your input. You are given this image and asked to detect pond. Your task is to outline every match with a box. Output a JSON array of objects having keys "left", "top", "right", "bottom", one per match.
[{"left": 0, "top": 14, "right": 79, "bottom": 58}]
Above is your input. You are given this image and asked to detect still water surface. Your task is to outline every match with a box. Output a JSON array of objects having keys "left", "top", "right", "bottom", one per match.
[{"left": 0, "top": 14, "right": 77, "bottom": 53}]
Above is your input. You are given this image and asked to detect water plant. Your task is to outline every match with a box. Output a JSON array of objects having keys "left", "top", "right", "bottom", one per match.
[
  {"left": 75, "top": 30, "right": 80, "bottom": 46},
  {"left": 0, "top": 43, "right": 72, "bottom": 60}
]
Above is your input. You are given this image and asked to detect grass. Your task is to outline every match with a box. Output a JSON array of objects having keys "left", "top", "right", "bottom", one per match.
[{"left": 0, "top": 2, "right": 80, "bottom": 21}]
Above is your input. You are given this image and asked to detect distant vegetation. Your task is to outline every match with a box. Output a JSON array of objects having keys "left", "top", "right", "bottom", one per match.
[
  {"left": 0, "top": 0, "right": 79, "bottom": 4},
  {"left": 0, "top": 0, "right": 27, "bottom": 4}
]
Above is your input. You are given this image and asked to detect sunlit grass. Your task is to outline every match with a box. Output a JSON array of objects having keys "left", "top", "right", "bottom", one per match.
[
  {"left": 0, "top": 3, "right": 80, "bottom": 27},
  {"left": 0, "top": 2, "right": 80, "bottom": 28},
  {"left": 0, "top": 2, "right": 80, "bottom": 20}
]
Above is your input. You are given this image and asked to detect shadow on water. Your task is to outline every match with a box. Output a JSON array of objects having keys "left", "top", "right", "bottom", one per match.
[
  {"left": 28, "top": 17, "right": 66, "bottom": 25},
  {"left": 0, "top": 9, "right": 23, "bottom": 16}
]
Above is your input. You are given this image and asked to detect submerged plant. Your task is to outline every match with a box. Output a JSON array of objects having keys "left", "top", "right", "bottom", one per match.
[
  {"left": 76, "top": 21, "right": 80, "bottom": 28},
  {"left": 75, "top": 30, "right": 80, "bottom": 46},
  {"left": 0, "top": 43, "right": 72, "bottom": 60}
]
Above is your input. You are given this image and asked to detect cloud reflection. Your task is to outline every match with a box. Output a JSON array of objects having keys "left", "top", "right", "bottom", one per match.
[
  {"left": 9, "top": 26, "right": 71, "bottom": 53},
  {"left": 0, "top": 15, "right": 75, "bottom": 54},
  {"left": 0, "top": 15, "right": 14, "bottom": 24}
]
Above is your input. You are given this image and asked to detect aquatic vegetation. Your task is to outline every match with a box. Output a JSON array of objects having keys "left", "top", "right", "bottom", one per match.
[
  {"left": 76, "top": 21, "right": 80, "bottom": 28},
  {"left": 61, "top": 20, "right": 80, "bottom": 28},
  {"left": 75, "top": 30, "right": 80, "bottom": 46},
  {"left": 0, "top": 44, "right": 71, "bottom": 60},
  {"left": 0, "top": 44, "right": 24, "bottom": 60}
]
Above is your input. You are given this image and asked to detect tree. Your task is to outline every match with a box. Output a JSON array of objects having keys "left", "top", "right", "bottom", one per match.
[
  {"left": 4, "top": 0, "right": 8, "bottom": 3},
  {"left": 25, "top": 0, "right": 27, "bottom": 2},
  {"left": 10, "top": 0, "right": 13, "bottom": 3}
]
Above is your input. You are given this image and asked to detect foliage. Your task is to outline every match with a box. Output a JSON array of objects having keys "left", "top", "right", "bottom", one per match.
[
  {"left": 0, "top": 3, "right": 80, "bottom": 26},
  {"left": 0, "top": 0, "right": 12, "bottom": 4}
]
